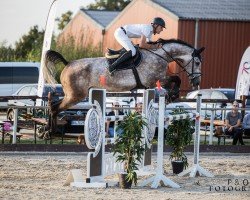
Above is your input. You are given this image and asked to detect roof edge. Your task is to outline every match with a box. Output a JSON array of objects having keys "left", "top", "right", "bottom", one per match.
[
  {"left": 57, "top": 11, "right": 82, "bottom": 38},
  {"left": 106, "top": 0, "right": 179, "bottom": 30},
  {"left": 105, "top": 0, "right": 136, "bottom": 30},
  {"left": 146, "top": 0, "right": 179, "bottom": 20},
  {"left": 80, "top": 9, "right": 105, "bottom": 29}
]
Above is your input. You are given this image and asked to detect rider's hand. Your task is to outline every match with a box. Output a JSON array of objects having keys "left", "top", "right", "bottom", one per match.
[
  {"left": 157, "top": 43, "right": 162, "bottom": 48},
  {"left": 153, "top": 43, "right": 162, "bottom": 49}
]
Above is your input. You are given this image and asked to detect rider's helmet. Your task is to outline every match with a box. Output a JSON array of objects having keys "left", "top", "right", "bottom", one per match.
[{"left": 152, "top": 17, "right": 166, "bottom": 28}]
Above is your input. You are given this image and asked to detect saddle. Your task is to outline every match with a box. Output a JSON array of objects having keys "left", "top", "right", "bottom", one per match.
[
  {"left": 105, "top": 45, "right": 142, "bottom": 72},
  {"left": 105, "top": 45, "right": 146, "bottom": 90}
]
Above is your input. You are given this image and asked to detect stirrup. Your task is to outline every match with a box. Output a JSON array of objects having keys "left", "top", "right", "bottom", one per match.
[
  {"left": 106, "top": 66, "right": 115, "bottom": 76},
  {"left": 109, "top": 69, "right": 116, "bottom": 76}
]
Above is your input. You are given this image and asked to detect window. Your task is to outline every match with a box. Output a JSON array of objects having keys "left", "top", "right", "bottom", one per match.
[
  {"left": 12, "top": 67, "right": 39, "bottom": 84},
  {"left": 17, "top": 86, "right": 32, "bottom": 96},
  {"left": 0, "top": 67, "right": 39, "bottom": 84},
  {"left": 30, "top": 86, "right": 38, "bottom": 95},
  {"left": 0, "top": 67, "right": 12, "bottom": 84}
]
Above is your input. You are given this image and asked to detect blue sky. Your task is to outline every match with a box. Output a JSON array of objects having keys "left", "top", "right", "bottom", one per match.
[{"left": 0, "top": 0, "right": 95, "bottom": 46}]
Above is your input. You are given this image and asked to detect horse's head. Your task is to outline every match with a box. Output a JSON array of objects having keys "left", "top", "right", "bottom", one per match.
[
  {"left": 188, "top": 47, "right": 205, "bottom": 89},
  {"left": 159, "top": 39, "right": 205, "bottom": 89}
]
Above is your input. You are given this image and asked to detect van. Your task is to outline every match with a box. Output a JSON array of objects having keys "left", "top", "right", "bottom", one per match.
[
  {"left": 0, "top": 62, "right": 40, "bottom": 107},
  {"left": 0, "top": 62, "right": 40, "bottom": 96}
]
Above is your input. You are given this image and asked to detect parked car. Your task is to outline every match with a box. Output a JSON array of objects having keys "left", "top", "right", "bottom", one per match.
[
  {"left": 7, "top": 84, "right": 91, "bottom": 134},
  {"left": 0, "top": 62, "right": 40, "bottom": 108},
  {"left": 213, "top": 88, "right": 250, "bottom": 113},
  {"left": 7, "top": 84, "right": 63, "bottom": 120},
  {"left": 213, "top": 88, "right": 235, "bottom": 101}
]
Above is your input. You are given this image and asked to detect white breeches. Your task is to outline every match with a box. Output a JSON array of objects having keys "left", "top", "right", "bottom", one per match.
[{"left": 114, "top": 28, "right": 136, "bottom": 56}]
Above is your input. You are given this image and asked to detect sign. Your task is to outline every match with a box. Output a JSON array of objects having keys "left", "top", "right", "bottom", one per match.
[
  {"left": 37, "top": 0, "right": 58, "bottom": 99},
  {"left": 235, "top": 46, "right": 250, "bottom": 100}
]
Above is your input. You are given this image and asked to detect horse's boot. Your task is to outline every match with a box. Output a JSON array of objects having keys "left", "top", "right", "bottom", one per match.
[{"left": 108, "top": 50, "right": 133, "bottom": 75}]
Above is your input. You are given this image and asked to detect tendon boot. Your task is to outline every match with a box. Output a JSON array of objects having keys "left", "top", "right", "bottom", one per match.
[{"left": 108, "top": 50, "right": 133, "bottom": 75}]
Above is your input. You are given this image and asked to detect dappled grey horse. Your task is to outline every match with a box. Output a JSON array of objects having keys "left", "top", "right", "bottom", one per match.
[{"left": 43, "top": 39, "right": 204, "bottom": 124}]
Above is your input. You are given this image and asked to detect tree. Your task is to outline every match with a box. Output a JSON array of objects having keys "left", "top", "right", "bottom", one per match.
[
  {"left": 14, "top": 25, "right": 45, "bottom": 61},
  {"left": 0, "top": 41, "right": 15, "bottom": 61},
  {"left": 56, "top": 11, "right": 72, "bottom": 31},
  {"left": 87, "top": 0, "right": 131, "bottom": 11}
]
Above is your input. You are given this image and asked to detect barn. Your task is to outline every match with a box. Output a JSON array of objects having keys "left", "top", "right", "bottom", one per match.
[
  {"left": 59, "top": 0, "right": 250, "bottom": 93},
  {"left": 57, "top": 9, "right": 120, "bottom": 50}
]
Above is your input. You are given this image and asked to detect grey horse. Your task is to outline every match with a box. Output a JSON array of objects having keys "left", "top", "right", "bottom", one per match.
[{"left": 43, "top": 39, "right": 204, "bottom": 119}]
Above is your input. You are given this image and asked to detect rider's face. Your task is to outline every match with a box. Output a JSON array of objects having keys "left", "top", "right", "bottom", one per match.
[{"left": 155, "top": 25, "right": 164, "bottom": 34}]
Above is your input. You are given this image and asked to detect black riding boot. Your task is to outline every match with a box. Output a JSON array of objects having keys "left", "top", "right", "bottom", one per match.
[
  {"left": 108, "top": 47, "right": 126, "bottom": 55},
  {"left": 108, "top": 50, "right": 132, "bottom": 75}
]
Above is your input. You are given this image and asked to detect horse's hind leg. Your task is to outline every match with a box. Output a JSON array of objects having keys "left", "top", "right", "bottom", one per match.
[
  {"left": 47, "top": 96, "right": 67, "bottom": 136},
  {"left": 49, "top": 96, "right": 80, "bottom": 132}
]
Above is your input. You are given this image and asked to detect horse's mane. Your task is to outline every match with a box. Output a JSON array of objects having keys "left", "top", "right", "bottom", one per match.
[{"left": 157, "top": 38, "right": 194, "bottom": 49}]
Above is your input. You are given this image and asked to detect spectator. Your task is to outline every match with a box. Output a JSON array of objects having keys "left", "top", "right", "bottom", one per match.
[
  {"left": 225, "top": 101, "right": 244, "bottom": 145},
  {"left": 106, "top": 102, "right": 124, "bottom": 137},
  {"left": 135, "top": 102, "right": 143, "bottom": 114},
  {"left": 242, "top": 112, "right": 250, "bottom": 136}
]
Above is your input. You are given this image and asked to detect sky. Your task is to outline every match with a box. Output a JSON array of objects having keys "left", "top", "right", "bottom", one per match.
[{"left": 0, "top": 0, "right": 95, "bottom": 46}]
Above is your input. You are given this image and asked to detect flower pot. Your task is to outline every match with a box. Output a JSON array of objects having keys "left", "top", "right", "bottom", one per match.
[
  {"left": 118, "top": 173, "right": 132, "bottom": 189},
  {"left": 171, "top": 160, "right": 184, "bottom": 174}
]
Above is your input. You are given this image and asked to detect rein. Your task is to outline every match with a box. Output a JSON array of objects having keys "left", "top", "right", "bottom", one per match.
[{"left": 143, "top": 47, "right": 202, "bottom": 80}]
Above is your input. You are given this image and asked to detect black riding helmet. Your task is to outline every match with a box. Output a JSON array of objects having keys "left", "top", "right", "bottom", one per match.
[{"left": 152, "top": 17, "right": 166, "bottom": 28}]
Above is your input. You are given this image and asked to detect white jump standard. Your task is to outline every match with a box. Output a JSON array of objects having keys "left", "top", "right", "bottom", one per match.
[
  {"left": 178, "top": 94, "right": 214, "bottom": 178},
  {"left": 140, "top": 89, "right": 180, "bottom": 188}
]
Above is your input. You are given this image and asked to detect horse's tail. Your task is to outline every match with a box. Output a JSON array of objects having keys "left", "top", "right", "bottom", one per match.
[{"left": 43, "top": 50, "right": 69, "bottom": 84}]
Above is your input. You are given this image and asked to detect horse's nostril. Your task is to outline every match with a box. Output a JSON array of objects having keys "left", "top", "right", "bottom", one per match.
[{"left": 191, "top": 78, "right": 200, "bottom": 88}]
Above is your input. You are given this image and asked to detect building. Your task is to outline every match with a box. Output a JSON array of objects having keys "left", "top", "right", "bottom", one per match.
[
  {"left": 59, "top": 0, "right": 250, "bottom": 92},
  {"left": 57, "top": 9, "right": 120, "bottom": 51}
]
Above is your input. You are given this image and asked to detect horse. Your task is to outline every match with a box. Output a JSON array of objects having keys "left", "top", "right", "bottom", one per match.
[{"left": 43, "top": 39, "right": 204, "bottom": 130}]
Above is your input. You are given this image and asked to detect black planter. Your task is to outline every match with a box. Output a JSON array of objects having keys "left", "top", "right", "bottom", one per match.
[
  {"left": 171, "top": 160, "right": 184, "bottom": 174},
  {"left": 118, "top": 173, "right": 132, "bottom": 189}
]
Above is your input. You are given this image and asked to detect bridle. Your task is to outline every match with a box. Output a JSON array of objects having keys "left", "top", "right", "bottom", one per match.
[{"left": 144, "top": 46, "right": 202, "bottom": 81}]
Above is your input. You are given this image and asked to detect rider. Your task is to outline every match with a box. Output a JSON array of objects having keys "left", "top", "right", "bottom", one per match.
[{"left": 107, "top": 17, "right": 166, "bottom": 74}]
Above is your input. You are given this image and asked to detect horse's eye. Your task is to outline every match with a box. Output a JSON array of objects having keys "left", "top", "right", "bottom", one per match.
[{"left": 194, "top": 57, "right": 201, "bottom": 65}]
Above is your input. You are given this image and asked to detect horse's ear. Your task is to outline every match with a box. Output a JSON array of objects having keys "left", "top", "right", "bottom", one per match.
[{"left": 197, "top": 47, "right": 205, "bottom": 54}]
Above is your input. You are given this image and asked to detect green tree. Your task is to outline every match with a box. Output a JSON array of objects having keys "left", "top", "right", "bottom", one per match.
[
  {"left": 87, "top": 0, "right": 131, "bottom": 11},
  {"left": 14, "top": 25, "right": 45, "bottom": 61},
  {"left": 0, "top": 41, "right": 15, "bottom": 61},
  {"left": 55, "top": 11, "right": 72, "bottom": 31}
]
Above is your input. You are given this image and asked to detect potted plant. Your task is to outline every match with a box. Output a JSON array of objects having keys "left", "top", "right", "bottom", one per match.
[
  {"left": 112, "top": 111, "right": 147, "bottom": 188},
  {"left": 165, "top": 108, "right": 194, "bottom": 174}
]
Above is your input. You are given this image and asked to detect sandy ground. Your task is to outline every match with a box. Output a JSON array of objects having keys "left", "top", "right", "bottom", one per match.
[{"left": 0, "top": 152, "right": 249, "bottom": 200}]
